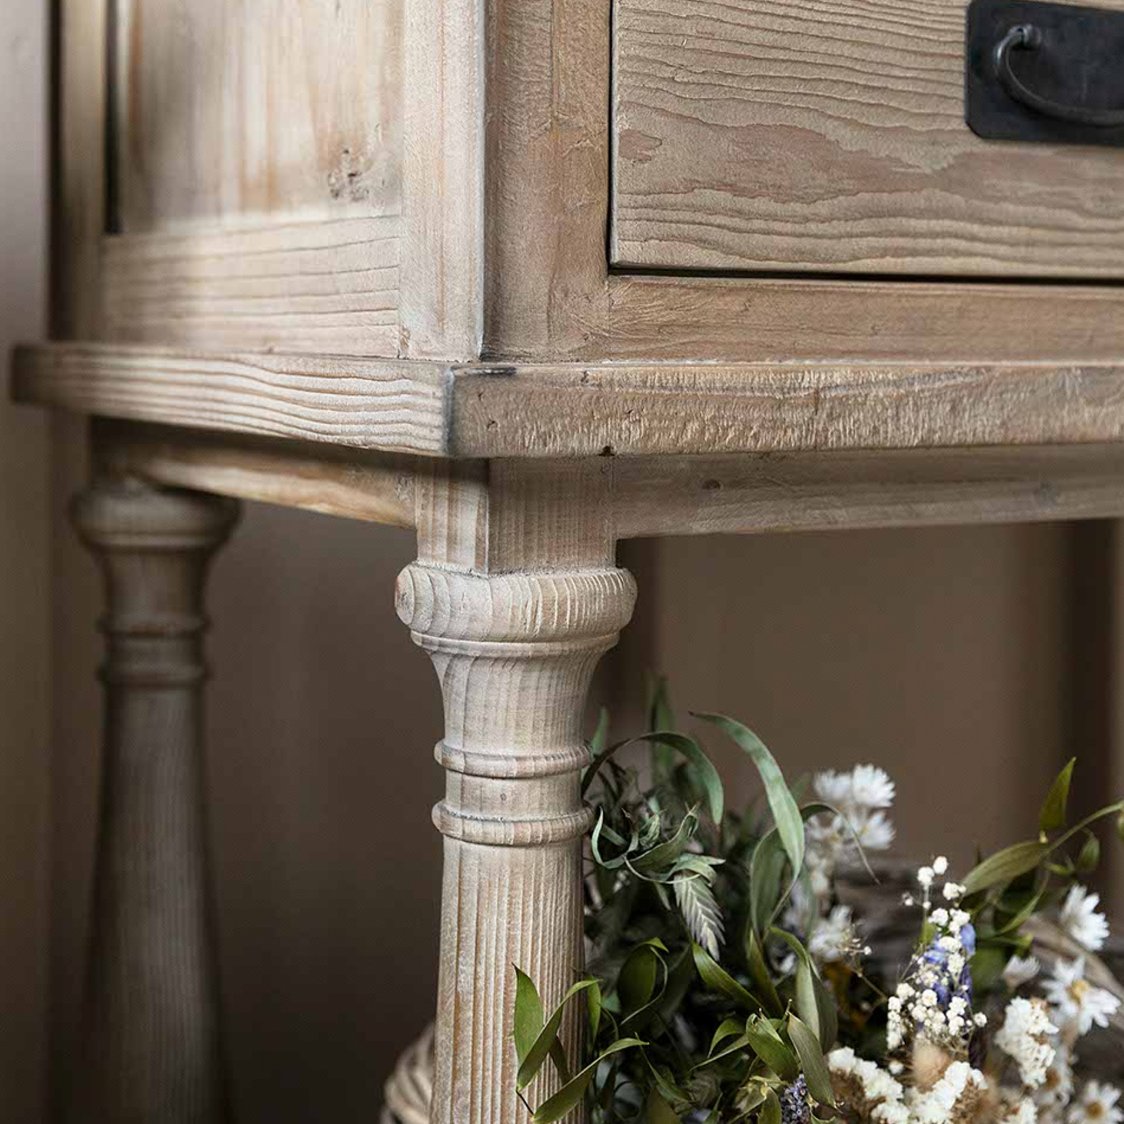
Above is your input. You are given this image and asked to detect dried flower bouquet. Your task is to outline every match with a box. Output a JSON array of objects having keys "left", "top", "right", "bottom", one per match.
[{"left": 512, "top": 685, "right": 1124, "bottom": 1124}]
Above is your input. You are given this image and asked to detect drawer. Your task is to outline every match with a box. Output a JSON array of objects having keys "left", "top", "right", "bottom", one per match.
[{"left": 611, "top": 0, "right": 1124, "bottom": 279}]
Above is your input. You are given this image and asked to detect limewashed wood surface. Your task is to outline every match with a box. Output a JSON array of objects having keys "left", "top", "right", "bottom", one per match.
[
  {"left": 111, "top": 0, "right": 402, "bottom": 232},
  {"left": 611, "top": 0, "right": 1124, "bottom": 278},
  {"left": 399, "top": 460, "right": 635, "bottom": 1124},
  {"left": 17, "top": 343, "right": 1124, "bottom": 460},
  {"left": 69, "top": 480, "right": 238, "bottom": 1123}
]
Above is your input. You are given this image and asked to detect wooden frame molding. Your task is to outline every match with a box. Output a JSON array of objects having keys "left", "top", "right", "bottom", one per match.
[
  {"left": 15, "top": 342, "right": 1124, "bottom": 460},
  {"left": 87, "top": 420, "right": 1124, "bottom": 540}
]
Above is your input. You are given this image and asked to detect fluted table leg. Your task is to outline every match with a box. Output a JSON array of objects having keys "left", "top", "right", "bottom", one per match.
[
  {"left": 69, "top": 478, "right": 239, "bottom": 1124},
  {"left": 398, "top": 462, "right": 637, "bottom": 1124}
]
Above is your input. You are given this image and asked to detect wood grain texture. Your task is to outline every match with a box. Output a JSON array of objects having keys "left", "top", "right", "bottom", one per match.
[
  {"left": 472, "top": 0, "right": 1124, "bottom": 367},
  {"left": 612, "top": 446, "right": 1124, "bottom": 537},
  {"left": 597, "top": 273, "right": 1124, "bottom": 364},
  {"left": 482, "top": 0, "right": 612, "bottom": 360},
  {"left": 102, "top": 218, "right": 400, "bottom": 355},
  {"left": 68, "top": 479, "right": 238, "bottom": 1123},
  {"left": 399, "top": 0, "right": 484, "bottom": 360},
  {"left": 19, "top": 344, "right": 1124, "bottom": 461},
  {"left": 73, "top": 424, "right": 1124, "bottom": 540},
  {"left": 612, "top": 0, "right": 1124, "bottom": 277},
  {"left": 451, "top": 361, "right": 1124, "bottom": 457},
  {"left": 12, "top": 343, "right": 450, "bottom": 456},
  {"left": 92, "top": 420, "right": 419, "bottom": 528},
  {"left": 112, "top": 0, "right": 402, "bottom": 232},
  {"left": 403, "top": 462, "right": 634, "bottom": 1124}
]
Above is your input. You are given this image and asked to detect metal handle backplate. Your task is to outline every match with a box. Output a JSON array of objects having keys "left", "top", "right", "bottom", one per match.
[
  {"left": 967, "top": 0, "right": 1124, "bottom": 146},
  {"left": 995, "top": 22, "right": 1124, "bottom": 126}
]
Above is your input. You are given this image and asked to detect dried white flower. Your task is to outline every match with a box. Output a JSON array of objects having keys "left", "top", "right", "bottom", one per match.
[
  {"left": 1066, "top": 1081, "right": 1123, "bottom": 1124},
  {"left": 909, "top": 1061, "right": 988, "bottom": 1124},
  {"left": 1043, "top": 958, "right": 1122, "bottom": 1038},
  {"left": 1004, "top": 955, "right": 1043, "bottom": 991},
  {"left": 995, "top": 997, "right": 1057, "bottom": 1088},
  {"left": 1059, "top": 885, "right": 1110, "bottom": 953},
  {"left": 808, "top": 904, "right": 856, "bottom": 965}
]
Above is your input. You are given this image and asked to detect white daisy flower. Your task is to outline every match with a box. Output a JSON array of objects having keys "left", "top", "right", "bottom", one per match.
[
  {"left": 1004, "top": 954, "right": 1042, "bottom": 990},
  {"left": 849, "top": 764, "right": 896, "bottom": 810},
  {"left": 1043, "top": 958, "right": 1122, "bottom": 1038},
  {"left": 808, "top": 904, "right": 855, "bottom": 964},
  {"left": 813, "top": 769, "right": 854, "bottom": 809},
  {"left": 1060, "top": 885, "right": 1111, "bottom": 953},
  {"left": 1066, "top": 1081, "right": 1123, "bottom": 1124},
  {"left": 853, "top": 808, "right": 895, "bottom": 852}
]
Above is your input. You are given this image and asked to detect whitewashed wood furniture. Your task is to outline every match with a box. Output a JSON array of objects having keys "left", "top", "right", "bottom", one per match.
[{"left": 13, "top": 0, "right": 1124, "bottom": 1121}]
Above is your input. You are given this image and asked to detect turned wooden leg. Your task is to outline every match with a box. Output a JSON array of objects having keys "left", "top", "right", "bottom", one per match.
[
  {"left": 397, "top": 557, "right": 636, "bottom": 1124},
  {"left": 70, "top": 479, "right": 238, "bottom": 1124}
]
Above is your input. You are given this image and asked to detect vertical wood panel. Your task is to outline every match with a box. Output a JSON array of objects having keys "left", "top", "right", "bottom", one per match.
[{"left": 112, "top": 0, "right": 403, "bottom": 233}]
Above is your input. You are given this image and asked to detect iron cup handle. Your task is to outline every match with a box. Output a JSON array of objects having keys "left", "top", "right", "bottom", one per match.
[{"left": 995, "top": 22, "right": 1124, "bottom": 126}]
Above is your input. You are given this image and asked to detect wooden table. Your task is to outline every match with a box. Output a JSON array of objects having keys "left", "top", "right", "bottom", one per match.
[{"left": 13, "top": 0, "right": 1124, "bottom": 1121}]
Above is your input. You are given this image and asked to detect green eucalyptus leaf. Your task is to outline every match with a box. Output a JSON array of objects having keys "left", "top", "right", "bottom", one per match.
[
  {"left": 745, "top": 929, "right": 784, "bottom": 1018},
  {"left": 514, "top": 968, "right": 545, "bottom": 1070},
  {"left": 692, "top": 943, "right": 761, "bottom": 1014},
  {"left": 655, "top": 946, "right": 696, "bottom": 1027},
  {"left": 619, "top": 939, "right": 667, "bottom": 1017},
  {"left": 591, "top": 810, "right": 629, "bottom": 870},
  {"left": 771, "top": 929, "right": 837, "bottom": 1049},
  {"left": 531, "top": 1038, "right": 645, "bottom": 1124},
  {"left": 632, "top": 810, "right": 699, "bottom": 874},
  {"left": 750, "top": 831, "right": 789, "bottom": 934},
  {"left": 517, "top": 979, "right": 599, "bottom": 1091},
  {"left": 710, "top": 1017, "right": 748, "bottom": 1056},
  {"left": 993, "top": 875, "right": 1048, "bottom": 936},
  {"left": 787, "top": 1015, "right": 834, "bottom": 1107},
  {"left": 646, "top": 732, "right": 725, "bottom": 825},
  {"left": 962, "top": 840, "right": 1051, "bottom": 895},
  {"left": 760, "top": 1089, "right": 783, "bottom": 1124},
  {"left": 582, "top": 738, "right": 636, "bottom": 797},
  {"left": 745, "top": 1017, "right": 800, "bottom": 1083},
  {"left": 965, "top": 801, "right": 1124, "bottom": 894},
  {"left": 1040, "top": 758, "right": 1076, "bottom": 835},
  {"left": 693, "top": 714, "right": 804, "bottom": 882},
  {"left": 1077, "top": 832, "right": 1101, "bottom": 874},
  {"left": 590, "top": 707, "right": 611, "bottom": 755},
  {"left": 645, "top": 1089, "right": 681, "bottom": 1124},
  {"left": 646, "top": 1056, "right": 689, "bottom": 1108},
  {"left": 587, "top": 977, "right": 603, "bottom": 1044}
]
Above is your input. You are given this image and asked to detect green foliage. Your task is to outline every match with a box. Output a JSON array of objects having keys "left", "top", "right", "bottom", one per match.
[{"left": 512, "top": 684, "right": 1124, "bottom": 1124}]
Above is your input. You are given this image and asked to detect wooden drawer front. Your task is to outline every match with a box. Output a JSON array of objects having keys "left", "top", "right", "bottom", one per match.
[{"left": 611, "top": 0, "right": 1124, "bottom": 279}]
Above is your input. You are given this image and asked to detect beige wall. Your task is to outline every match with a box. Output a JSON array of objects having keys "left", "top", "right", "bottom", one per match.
[
  {"left": 618, "top": 527, "right": 1075, "bottom": 876},
  {"left": 0, "top": 0, "right": 50, "bottom": 1117}
]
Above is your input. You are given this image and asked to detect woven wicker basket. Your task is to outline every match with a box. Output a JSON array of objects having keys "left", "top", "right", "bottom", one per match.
[{"left": 382, "top": 878, "right": 1124, "bottom": 1123}]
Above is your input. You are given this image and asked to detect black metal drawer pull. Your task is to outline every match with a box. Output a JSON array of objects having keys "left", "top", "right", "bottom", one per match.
[
  {"left": 995, "top": 22, "right": 1124, "bottom": 126},
  {"left": 967, "top": 0, "right": 1124, "bottom": 146}
]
